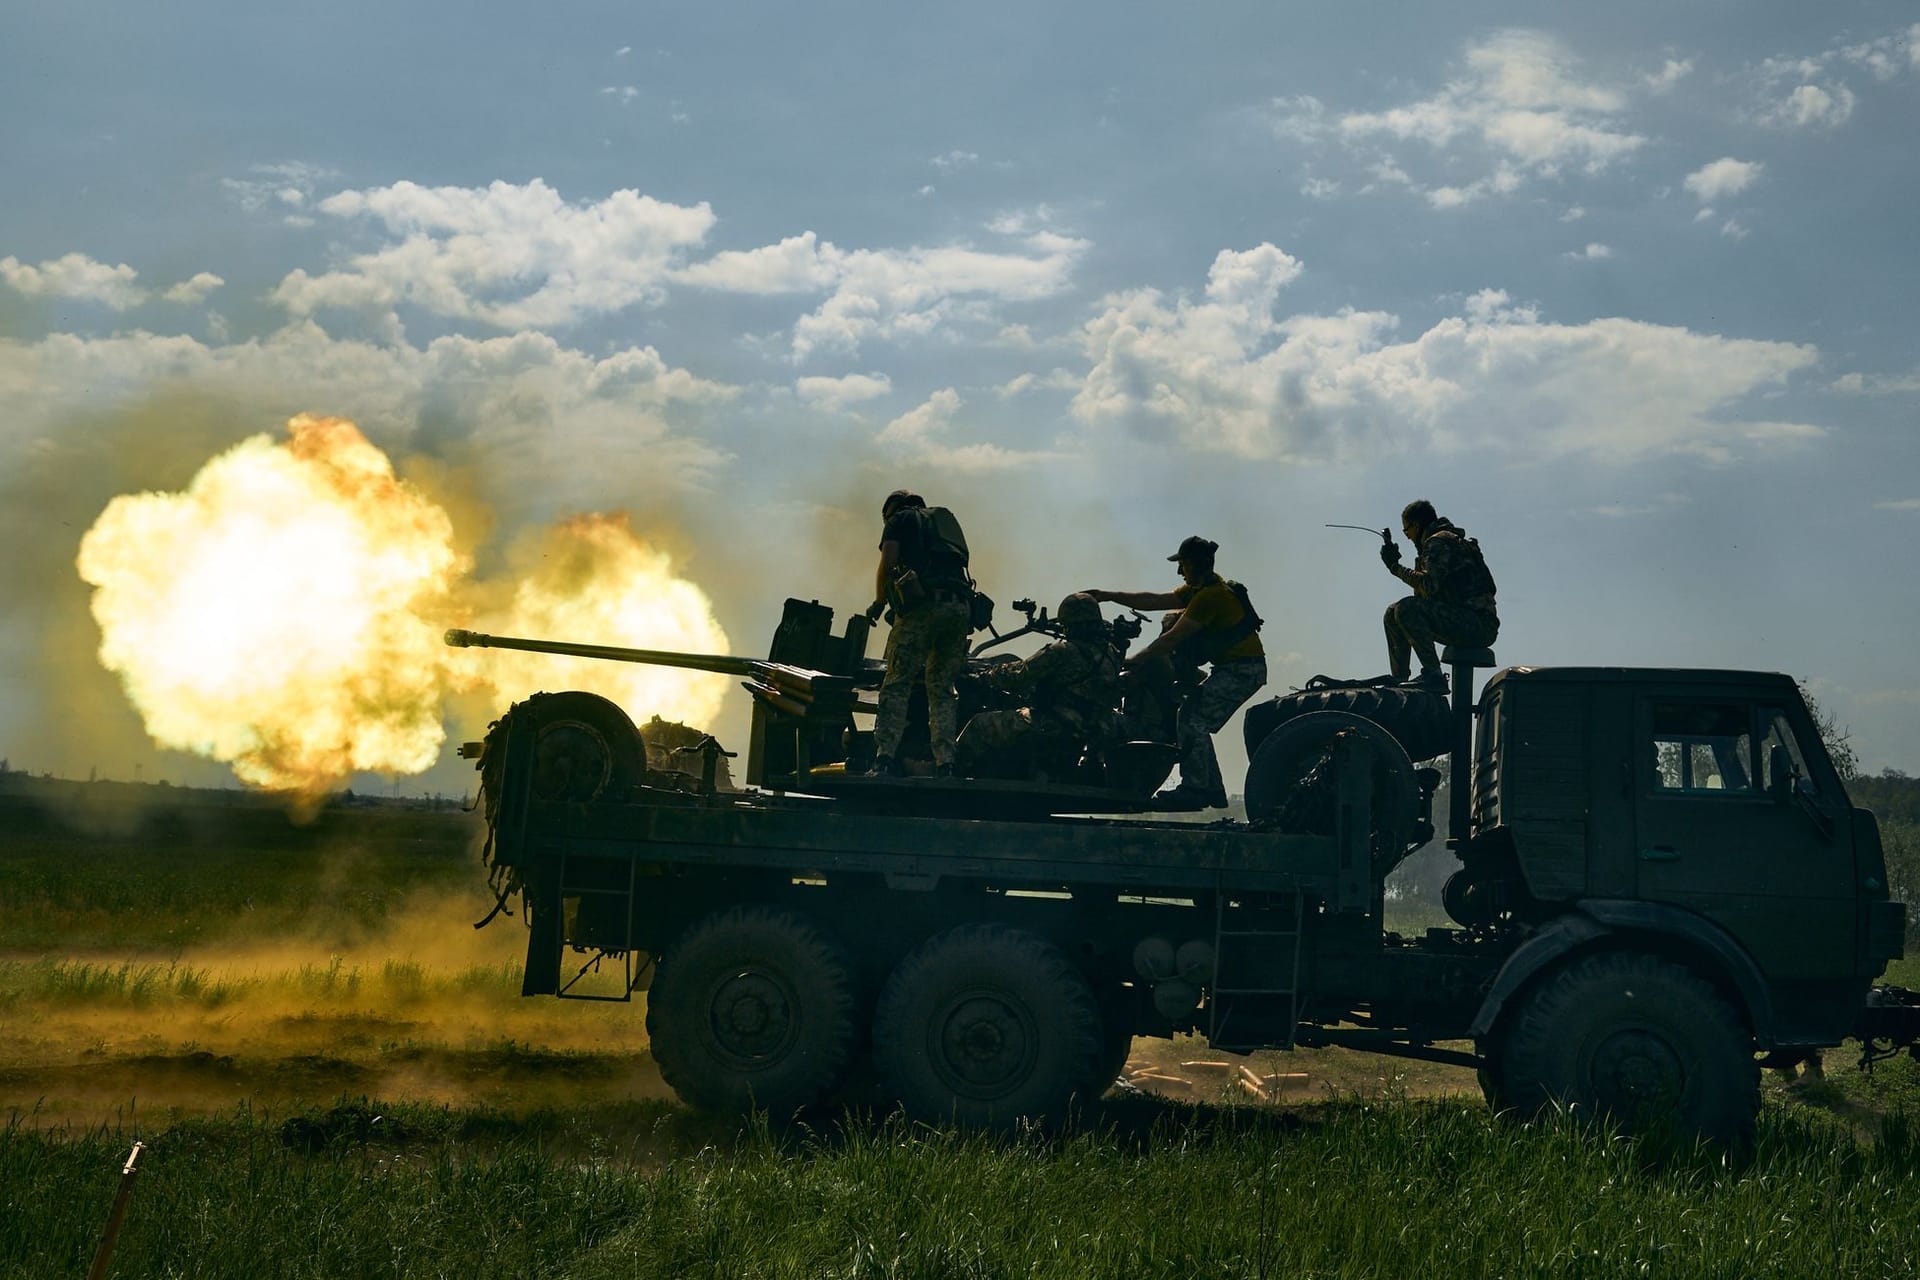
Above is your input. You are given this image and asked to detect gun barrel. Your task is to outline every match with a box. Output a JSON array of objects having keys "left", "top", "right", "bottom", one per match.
[{"left": 443, "top": 629, "right": 757, "bottom": 677}]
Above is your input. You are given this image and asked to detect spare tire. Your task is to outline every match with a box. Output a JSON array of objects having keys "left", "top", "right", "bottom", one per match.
[
  {"left": 1244, "top": 684, "right": 1453, "bottom": 765},
  {"left": 1244, "top": 711, "right": 1420, "bottom": 873},
  {"left": 522, "top": 691, "right": 649, "bottom": 803}
]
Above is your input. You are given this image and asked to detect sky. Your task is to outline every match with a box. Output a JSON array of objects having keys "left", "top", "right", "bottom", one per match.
[{"left": 3, "top": 0, "right": 1918, "bottom": 794}]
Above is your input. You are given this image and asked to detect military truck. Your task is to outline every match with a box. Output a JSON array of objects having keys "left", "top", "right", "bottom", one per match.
[{"left": 452, "top": 600, "right": 1920, "bottom": 1143}]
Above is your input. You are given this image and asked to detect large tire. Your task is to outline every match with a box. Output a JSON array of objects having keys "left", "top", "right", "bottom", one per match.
[
  {"left": 525, "top": 691, "right": 648, "bottom": 803},
  {"left": 1244, "top": 685, "right": 1453, "bottom": 765},
  {"left": 1244, "top": 711, "right": 1420, "bottom": 871},
  {"left": 646, "top": 906, "right": 859, "bottom": 1116},
  {"left": 873, "top": 925, "right": 1101, "bottom": 1129},
  {"left": 1496, "top": 951, "right": 1759, "bottom": 1146}
]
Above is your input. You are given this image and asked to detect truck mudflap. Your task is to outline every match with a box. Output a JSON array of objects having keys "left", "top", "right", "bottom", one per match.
[{"left": 1855, "top": 985, "right": 1920, "bottom": 1071}]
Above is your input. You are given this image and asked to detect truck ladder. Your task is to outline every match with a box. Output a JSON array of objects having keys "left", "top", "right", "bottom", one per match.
[
  {"left": 1206, "top": 890, "right": 1307, "bottom": 1052},
  {"left": 551, "top": 849, "right": 649, "bottom": 1002}
]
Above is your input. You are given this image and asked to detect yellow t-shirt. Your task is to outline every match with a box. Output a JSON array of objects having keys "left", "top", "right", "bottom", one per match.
[{"left": 1174, "top": 577, "right": 1264, "bottom": 661}]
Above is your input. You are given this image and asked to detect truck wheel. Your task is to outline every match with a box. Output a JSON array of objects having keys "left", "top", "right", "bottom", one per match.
[
  {"left": 873, "top": 924, "right": 1101, "bottom": 1129},
  {"left": 646, "top": 906, "right": 858, "bottom": 1116},
  {"left": 1497, "top": 951, "right": 1758, "bottom": 1146}
]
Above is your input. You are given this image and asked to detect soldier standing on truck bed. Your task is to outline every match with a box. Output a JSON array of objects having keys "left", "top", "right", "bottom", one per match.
[
  {"left": 865, "top": 489, "right": 975, "bottom": 778},
  {"left": 1086, "top": 535, "right": 1266, "bottom": 810},
  {"left": 955, "top": 592, "right": 1123, "bottom": 783},
  {"left": 1379, "top": 499, "right": 1499, "bottom": 692}
]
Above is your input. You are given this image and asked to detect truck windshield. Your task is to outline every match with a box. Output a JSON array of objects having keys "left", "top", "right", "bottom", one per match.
[
  {"left": 1759, "top": 706, "right": 1814, "bottom": 796},
  {"left": 1650, "top": 702, "right": 1753, "bottom": 793}
]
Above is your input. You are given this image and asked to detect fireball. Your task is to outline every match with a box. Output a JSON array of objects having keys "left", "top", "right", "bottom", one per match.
[{"left": 77, "top": 415, "right": 728, "bottom": 797}]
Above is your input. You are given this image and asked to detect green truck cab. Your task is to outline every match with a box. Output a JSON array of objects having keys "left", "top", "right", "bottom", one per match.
[{"left": 459, "top": 610, "right": 1919, "bottom": 1144}]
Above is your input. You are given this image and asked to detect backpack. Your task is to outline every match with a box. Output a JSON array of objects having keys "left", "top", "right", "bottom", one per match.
[
  {"left": 1432, "top": 528, "right": 1497, "bottom": 603},
  {"left": 919, "top": 507, "right": 970, "bottom": 572}
]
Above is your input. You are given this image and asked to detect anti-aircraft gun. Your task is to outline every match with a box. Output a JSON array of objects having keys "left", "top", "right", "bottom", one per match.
[
  {"left": 454, "top": 605, "right": 1920, "bottom": 1146},
  {"left": 448, "top": 595, "right": 1180, "bottom": 820}
]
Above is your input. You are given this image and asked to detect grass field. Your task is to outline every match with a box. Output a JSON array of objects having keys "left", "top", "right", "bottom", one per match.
[{"left": 6, "top": 778, "right": 1920, "bottom": 1277}]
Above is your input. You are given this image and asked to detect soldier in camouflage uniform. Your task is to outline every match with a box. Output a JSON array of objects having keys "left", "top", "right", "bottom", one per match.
[
  {"left": 867, "top": 490, "right": 974, "bottom": 777},
  {"left": 1381, "top": 499, "right": 1499, "bottom": 691},
  {"left": 956, "top": 593, "right": 1122, "bottom": 782},
  {"left": 1087, "top": 536, "right": 1267, "bottom": 811}
]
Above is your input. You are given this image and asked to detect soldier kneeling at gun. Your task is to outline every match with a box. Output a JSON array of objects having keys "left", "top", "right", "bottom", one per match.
[{"left": 956, "top": 593, "right": 1122, "bottom": 783}]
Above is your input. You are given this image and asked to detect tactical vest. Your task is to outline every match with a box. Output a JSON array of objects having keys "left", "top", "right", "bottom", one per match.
[{"left": 1175, "top": 579, "right": 1264, "bottom": 668}]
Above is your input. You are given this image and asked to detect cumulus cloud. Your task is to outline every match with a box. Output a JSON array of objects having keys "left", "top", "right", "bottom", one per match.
[
  {"left": 795, "top": 372, "right": 892, "bottom": 412},
  {"left": 877, "top": 388, "right": 1052, "bottom": 473},
  {"left": 1565, "top": 243, "right": 1613, "bottom": 260},
  {"left": 1874, "top": 498, "right": 1920, "bottom": 512},
  {"left": 1, "top": 253, "right": 146, "bottom": 309},
  {"left": 221, "top": 161, "right": 337, "bottom": 225},
  {"left": 0, "top": 322, "right": 736, "bottom": 518},
  {"left": 1271, "top": 30, "right": 1646, "bottom": 207},
  {"left": 271, "top": 178, "right": 717, "bottom": 329},
  {"left": 1749, "top": 24, "right": 1919, "bottom": 130},
  {"left": 996, "top": 369, "right": 1079, "bottom": 398},
  {"left": 161, "top": 272, "right": 226, "bottom": 305},
  {"left": 677, "top": 225, "right": 1087, "bottom": 361},
  {"left": 1069, "top": 243, "right": 1821, "bottom": 464},
  {"left": 1760, "top": 82, "right": 1857, "bottom": 128},
  {"left": 1644, "top": 58, "right": 1694, "bottom": 92},
  {"left": 1832, "top": 369, "right": 1920, "bottom": 395},
  {"left": 930, "top": 150, "right": 981, "bottom": 169},
  {"left": 1683, "top": 158, "right": 1764, "bottom": 202}
]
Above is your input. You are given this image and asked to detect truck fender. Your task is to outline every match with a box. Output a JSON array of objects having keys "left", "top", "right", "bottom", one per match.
[
  {"left": 1469, "top": 901, "right": 1776, "bottom": 1046},
  {"left": 1468, "top": 913, "right": 1608, "bottom": 1041}
]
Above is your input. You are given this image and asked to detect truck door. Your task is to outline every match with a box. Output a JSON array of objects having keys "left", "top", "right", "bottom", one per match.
[{"left": 1631, "top": 695, "right": 1852, "bottom": 978}]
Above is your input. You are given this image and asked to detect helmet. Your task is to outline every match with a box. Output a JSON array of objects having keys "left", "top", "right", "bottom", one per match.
[
  {"left": 882, "top": 489, "right": 925, "bottom": 518},
  {"left": 1057, "top": 592, "right": 1103, "bottom": 628}
]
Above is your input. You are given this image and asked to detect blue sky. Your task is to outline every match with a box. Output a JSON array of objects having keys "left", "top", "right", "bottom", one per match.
[{"left": 4, "top": 1, "right": 1918, "bottom": 789}]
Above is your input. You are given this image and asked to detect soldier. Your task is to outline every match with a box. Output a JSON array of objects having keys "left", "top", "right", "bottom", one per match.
[
  {"left": 956, "top": 592, "right": 1122, "bottom": 782},
  {"left": 1086, "top": 535, "right": 1266, "bottom": 811},
  {"left": 1380, "top": 499, "right": 1499, "bottom": 691},
  {"left": 865, "top": 490, "right": 975, "bottom": 777}
]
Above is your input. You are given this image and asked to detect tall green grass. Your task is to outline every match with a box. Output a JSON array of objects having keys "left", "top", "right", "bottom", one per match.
[{"left": 4, "top": 1100, "right": 1917, "bottom": 1280}]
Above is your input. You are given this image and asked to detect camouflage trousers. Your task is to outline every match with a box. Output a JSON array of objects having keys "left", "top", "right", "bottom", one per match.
[
  {"left": 1177, "top": 656, "right": 1267, "bottom": 799},
  {"left": 1384, "top": 597, "right": 1499, "bottom": 680},
  {"left": 873, "top": 598, "right": 972, "bottom": 767}
]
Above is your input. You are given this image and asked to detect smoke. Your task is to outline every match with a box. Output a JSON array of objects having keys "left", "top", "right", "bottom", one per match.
[{"left": 2, "top": 828, "right": 670, "bottom": 1125}]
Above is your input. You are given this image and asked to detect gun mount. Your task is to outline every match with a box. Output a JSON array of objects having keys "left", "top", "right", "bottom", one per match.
[{"left": 451, "top": 597, "right": 1181, "bottom": 818}]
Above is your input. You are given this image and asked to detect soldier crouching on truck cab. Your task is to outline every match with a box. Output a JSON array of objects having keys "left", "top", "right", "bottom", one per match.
[
  {"left": 956, "top": 593, "right": 1122, "bottom": 783},
  {"left": 865, "top": 490, "right": 974, "bottom": 778},
  {"left": 1379, "top": 499, "right": 1499, "bottom": 692},
  {"left": 1086, "top": 536, "right": 1266, "bottom": 810}
]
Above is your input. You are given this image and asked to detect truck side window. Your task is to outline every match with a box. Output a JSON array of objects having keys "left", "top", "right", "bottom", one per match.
[
  {"left": 1650, "top": 702, "right": 1754, "bottom": 793},
  {"left": 1759, "top": 707, "right": 1814, "bottom": 796}
]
